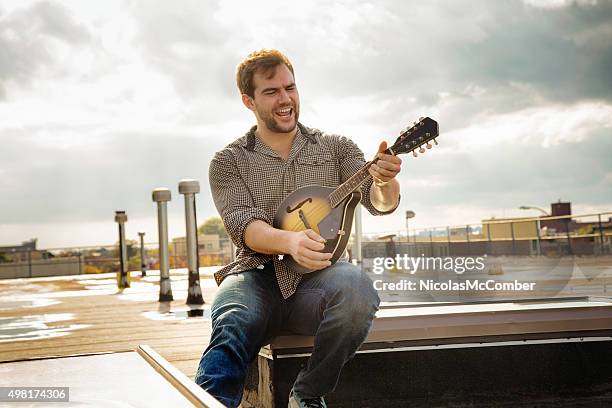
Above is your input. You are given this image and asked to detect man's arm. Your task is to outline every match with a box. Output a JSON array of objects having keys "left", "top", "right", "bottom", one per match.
[
  {"left": 368, "top": 141, "right": 402, "bottom": 212},
  {"left": 369, "top": 178, "right": 400, "bottom": 212},
  {"left": 209, "top": 150, "right": 271, "bottom": 250}
]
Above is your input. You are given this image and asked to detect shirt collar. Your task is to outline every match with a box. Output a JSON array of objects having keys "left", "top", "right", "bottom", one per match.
[{"left": 243, "top": 122, "right": 317, "bottom": 151}]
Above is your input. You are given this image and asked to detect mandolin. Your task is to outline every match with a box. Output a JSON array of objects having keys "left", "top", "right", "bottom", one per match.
[{"left": 273, "top": 117, "right": 440, "bottom": 274}]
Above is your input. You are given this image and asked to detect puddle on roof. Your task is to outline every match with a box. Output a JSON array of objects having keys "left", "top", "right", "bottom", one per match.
[
  {"left": 141, "top": 303, "right": 211, "bottom": 321},
  {"left": 0, "top": 273, "right": 218, "bottom": 313},
  {"left": 0, "top": 297, "right": 60, "bottom": 311},
  {"left": 0, "top": 314, "right": 90, "bottom": 342}
]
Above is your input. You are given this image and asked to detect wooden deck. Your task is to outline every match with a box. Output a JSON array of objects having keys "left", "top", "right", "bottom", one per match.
[
  {"left": 2, "top": 262, "right": 611, "bottom": 407},
  {"left": 2, "top": 261, "right": 611, "bottom": 380},
  {"left": 0, "top": 269, "right": 218, "bottom": 380}
]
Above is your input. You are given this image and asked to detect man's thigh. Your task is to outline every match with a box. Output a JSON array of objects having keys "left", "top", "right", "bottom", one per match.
[
  {"left": 211, "top": 267, "right": 283, "bottom": 336},
  {"left": 283, "top": 261, "right": 379, "bottom": 335}
]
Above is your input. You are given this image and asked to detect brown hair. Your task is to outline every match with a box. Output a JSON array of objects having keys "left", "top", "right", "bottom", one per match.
[{"left": 236, "top": 49, "right": 294, "bottom": 98}]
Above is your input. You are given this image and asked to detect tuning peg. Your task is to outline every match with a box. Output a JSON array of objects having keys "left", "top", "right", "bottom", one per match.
[
  {"left": 426, "top": 132, "right": 430, "bottom": 137},
  {"left": 412, "top": 150, "right": 418, "bottom": 157},
  {"left": 426, "top": 142, "right": 432, "bottom": 149},
  {"left": 433, "top": 138, "right": 438, "bottom": 145},
  {"left": 419, "top": 146, "right": 426, "bottom": 153}
]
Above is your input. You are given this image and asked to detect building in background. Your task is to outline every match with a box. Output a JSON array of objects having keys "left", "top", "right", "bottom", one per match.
[
  {"left": 171, "top": 234, "right": 221, "bottom": 257},
  {"left": 0, "top": 239, "right": 47, "bottom": 262}
]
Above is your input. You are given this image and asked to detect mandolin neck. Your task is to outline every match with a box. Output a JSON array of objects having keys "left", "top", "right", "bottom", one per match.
[{"left": 328, "top": 148, "right": 392, "bottom": 207}]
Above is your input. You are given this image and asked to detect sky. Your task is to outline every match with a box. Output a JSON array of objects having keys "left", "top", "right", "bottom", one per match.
[{"left": 0, "top": 0, "right": 611, "bottom": 249}]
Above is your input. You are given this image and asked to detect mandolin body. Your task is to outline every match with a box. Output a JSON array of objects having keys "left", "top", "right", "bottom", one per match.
[{"left": 273, "top": 185, "right": 362, "bottom": 274}]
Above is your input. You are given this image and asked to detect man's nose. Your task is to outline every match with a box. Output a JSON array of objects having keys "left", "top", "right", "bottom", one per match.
[{"left": 278, "top": 89, "right": 291, "bottom": 104}]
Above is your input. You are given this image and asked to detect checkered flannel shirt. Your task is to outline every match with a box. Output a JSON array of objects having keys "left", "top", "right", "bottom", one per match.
[{"left": 209, "top": 123, "right": 400, "bottom": 299}]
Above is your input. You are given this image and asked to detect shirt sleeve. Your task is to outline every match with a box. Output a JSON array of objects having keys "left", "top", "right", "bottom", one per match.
[
  {"left": 208, "top": 149, "right": 273, "bottom": 249},
  {"left": 336, "top": 135, "right": 401, "bottom": 216}
]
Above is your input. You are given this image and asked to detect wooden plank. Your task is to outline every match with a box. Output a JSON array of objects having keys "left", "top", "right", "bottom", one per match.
[{"left": 137, "top": 345, "right": 225, "bottom": 408}]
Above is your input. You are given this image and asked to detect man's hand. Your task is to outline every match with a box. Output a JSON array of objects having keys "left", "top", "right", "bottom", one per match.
[
  {"left": 287, "top": 229, "right": 332, "bottom": 272},
  {"left": 368, "top": 141, "right": 402, "bottom": 185},
  {"left": 244, "top": 221, "right": 332, "bottom": 272}
]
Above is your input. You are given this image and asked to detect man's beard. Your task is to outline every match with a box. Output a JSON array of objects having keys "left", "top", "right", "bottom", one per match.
[{"left": 259, "top": 105, "right": 300, "bottom": 133}]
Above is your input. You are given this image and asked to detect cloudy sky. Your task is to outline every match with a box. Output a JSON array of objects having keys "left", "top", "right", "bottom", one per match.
[{"left": 1, "top": 0, "right": 611, "bottom": 248}]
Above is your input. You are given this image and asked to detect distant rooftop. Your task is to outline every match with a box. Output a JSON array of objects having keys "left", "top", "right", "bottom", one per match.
[{"left": 0, "top": 238, "right": 37, "bottom": 253}]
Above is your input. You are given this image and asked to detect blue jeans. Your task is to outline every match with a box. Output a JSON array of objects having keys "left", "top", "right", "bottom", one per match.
[{"left": 195, "top": 261, "right": 380, "bottom": 408}]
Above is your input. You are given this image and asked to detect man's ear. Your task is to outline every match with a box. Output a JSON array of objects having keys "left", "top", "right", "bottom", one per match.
[{"left": 241, "top": 94, "right": 255, "bottom": 111}]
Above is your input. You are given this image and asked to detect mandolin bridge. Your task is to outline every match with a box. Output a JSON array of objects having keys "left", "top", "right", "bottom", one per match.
[{"left": 298, "top": 209, "right": 312, "bottom": 229}]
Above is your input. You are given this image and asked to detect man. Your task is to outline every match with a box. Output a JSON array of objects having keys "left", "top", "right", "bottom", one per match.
[{"left": 196, "top": 49, "right": 402, "bottom": 408}]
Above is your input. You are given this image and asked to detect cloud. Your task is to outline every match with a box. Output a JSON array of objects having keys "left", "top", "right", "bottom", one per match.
[
  {"left": 0, "top": 1, "right": 92, "bottom": 97},
  {"left": 126, "top": 0, "right": 237, "bottom": 100},
  {"left": 398, "top": 122, "right": 612, "bottom": 209},
  {"left": 0, "top": 127, "right": 223, "bottom": 224},
  {"left": 522, "top": 0, "right": 598, "bottom": 9},
  {"left": 445, "top": 101, "right": 612, "bottom": 150},
  {"left": 298, "top": 0, "right": 612, "bottom": 125}
]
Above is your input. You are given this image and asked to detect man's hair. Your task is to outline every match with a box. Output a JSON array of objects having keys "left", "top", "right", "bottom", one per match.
[{"left": 236, "top": 49, "right": 294, "bottom": 98}]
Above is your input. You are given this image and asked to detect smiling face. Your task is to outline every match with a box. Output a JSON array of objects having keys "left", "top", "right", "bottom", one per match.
[{"left": 243, "top": 64, "right": 300, "bottom": 135}]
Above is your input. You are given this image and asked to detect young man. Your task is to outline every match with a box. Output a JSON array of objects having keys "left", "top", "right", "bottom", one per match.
[{"left": 196, "top": 49, "right": 402, "bottom": 408}]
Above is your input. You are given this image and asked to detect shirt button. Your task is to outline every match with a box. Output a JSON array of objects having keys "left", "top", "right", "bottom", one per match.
[{"left": 256, "top": 265, "right": 265, "bottom": 270}]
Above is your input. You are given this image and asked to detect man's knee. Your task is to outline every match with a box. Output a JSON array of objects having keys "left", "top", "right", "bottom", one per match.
[
  {"left": 330, "top": 263, "right": 379, "bottom": 299},
  {"left": 212, "top": 304, "right": 268, "bottom": 344},
  {"left": 323, "top": 263, "right": 380, "bottom": 325},
  {"left": 343, "top": 284, "right": 380, "bottom": 329}
]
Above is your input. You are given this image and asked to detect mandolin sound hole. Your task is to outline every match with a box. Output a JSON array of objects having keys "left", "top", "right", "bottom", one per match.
[{"left": 286, "top": 198, "right": 312, "bottom": 213}]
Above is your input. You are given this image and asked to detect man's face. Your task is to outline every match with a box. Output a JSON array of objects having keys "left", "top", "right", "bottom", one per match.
[{"left": 248, "top": 64, "right": 300, "bottom": 134}]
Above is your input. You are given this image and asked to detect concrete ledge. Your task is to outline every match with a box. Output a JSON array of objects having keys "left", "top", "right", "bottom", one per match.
[{"left": 268, "top": 296, "right": 612, "bottom": 351}]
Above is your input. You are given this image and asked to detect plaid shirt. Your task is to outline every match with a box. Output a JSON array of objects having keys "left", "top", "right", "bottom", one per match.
[{"left": 209, "top": 123, "right": 399, "bottom": 299}]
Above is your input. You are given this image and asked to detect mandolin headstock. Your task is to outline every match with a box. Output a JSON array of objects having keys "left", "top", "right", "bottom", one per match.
[{"left": 388, "top": 117, "right": 439, "bottom": 157}]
